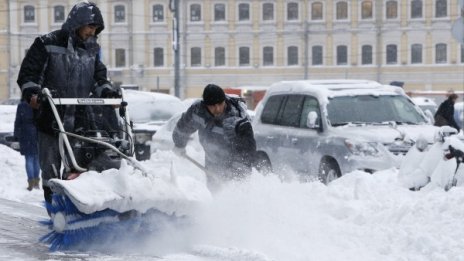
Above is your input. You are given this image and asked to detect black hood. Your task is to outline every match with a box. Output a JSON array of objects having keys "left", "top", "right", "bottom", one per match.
[{"left": 62, "top": 2, "right": 104, "bottom": 35}]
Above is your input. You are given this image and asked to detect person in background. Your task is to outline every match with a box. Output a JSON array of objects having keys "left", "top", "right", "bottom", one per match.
[
  {"left": 172, "top": 84, "right": 256, "bottom": 191},
  {"left": 14, "top": 99, "right": 40, "bottom": 191},
  {"left": 16, "top": 1, "right": 120, "bottom": 204},
  {"left": 434, "top": 93, "right": 460, "bottom": 131}
]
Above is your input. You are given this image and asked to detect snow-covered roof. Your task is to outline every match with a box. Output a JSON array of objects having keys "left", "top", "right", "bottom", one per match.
[{"left": 266, "top": 79, "right": 405, "bottom": 100}]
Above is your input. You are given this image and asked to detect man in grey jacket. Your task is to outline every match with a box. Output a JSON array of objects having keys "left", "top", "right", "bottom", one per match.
[
  {"left": 17, "top": 2, "right": 120, "bottom": 204},
  {"left": 172, "top": 84, "right": 256, "bottom": 190}
]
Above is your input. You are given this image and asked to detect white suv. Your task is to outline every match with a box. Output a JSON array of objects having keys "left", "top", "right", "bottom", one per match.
[{"left": 252, "top": 80, "right": 438, "bottom": 183}]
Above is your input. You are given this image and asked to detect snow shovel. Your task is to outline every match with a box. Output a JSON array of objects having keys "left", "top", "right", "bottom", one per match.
[{"left": 177, "top": 153, "right": 222, "bottom": 191}]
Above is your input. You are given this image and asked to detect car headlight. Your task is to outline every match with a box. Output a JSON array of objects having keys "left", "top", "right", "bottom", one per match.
[
  {"left": 134, "top": 132, "right": 153, "bottom": 144},
  {"left": 344, "top": 139, "right": 381, "bottom": 156}
]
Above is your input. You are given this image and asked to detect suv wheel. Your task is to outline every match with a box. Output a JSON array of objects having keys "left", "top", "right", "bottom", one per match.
[
  {"left": 254, "top": 152, "right": 272, "bottom": 174},
  {"left": 318, "top": 158, "right": 341, "bottom": 184}
]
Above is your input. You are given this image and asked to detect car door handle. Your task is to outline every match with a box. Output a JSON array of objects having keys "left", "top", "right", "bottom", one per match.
[{"left": 291, "top": 138, "right": 298, "bottom": 144}]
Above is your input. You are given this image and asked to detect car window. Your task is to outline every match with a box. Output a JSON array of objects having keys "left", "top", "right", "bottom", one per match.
[
  {"left": 261, "top": 95, "right": 285, "bottom": 124},
  {"left": 327, "top": 95, "right": 426, "bottom": 126},
  {"left": 300, "top": 96, "right": 320, "bottom": 128},
  {"left": 277, "top": 95, "right": 305, "bottom": 127}
]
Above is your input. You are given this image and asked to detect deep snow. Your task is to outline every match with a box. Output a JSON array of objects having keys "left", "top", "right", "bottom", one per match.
[{"left": 0, "top": 144, "right": 463, "bottom": 260}]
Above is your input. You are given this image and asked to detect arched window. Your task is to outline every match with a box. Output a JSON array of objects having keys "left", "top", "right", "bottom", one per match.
[
  {"left": 114, "top": 5, "right": 126, "bottom": 23},
  {"left": 153, "top": 5, "right": 164, "bottom": 22},
  {"left": 411, "top": 44, "right": 422, "bottom": 64},
  {"left": 54, "top": 5, "right": 65, "bottom": 23},
  {"left": 361, "top": 1, "right": 373, "bottom": 19},
  {"left": 361, "top": 45, "right": 372, "bottom": 64},
  {"left": 336, "top": 2, "right": 348, "bottom": 20},
  {"left": 190, "top": 4, "right": 201, "bottom": 21},
  {"left": 288, "top": 46, "right": 298, "bottom": 65},
  {"left": 24, "top": 5, "right": 35, "bottom": 23},
  {"left": 311, "top": 2, "right": 323, "bottom": 20}
]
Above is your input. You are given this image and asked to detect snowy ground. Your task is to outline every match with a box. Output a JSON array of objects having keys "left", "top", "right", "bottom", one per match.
[{"left": 0, "top": 144, "right": 463, "bottom": 260}]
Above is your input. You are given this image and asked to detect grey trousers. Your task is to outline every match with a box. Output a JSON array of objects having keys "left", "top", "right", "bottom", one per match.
[{"left": 38, "top": 131, "right": 61, "bottom": 203}]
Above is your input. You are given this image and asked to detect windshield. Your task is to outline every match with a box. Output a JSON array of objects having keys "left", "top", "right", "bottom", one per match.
[
  {"left": 327, "top": 95, "right": 427, "bottom": 126},
  {"left": 130, "top": 100, "right": 185, "bottom": 123}
]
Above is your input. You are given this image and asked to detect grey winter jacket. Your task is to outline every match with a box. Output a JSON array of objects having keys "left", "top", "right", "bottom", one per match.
[
  {"left": 17, "top": 2, "right": 112, "bottom": 135},
  {"left": 173, "top": 97, "right": 256, "bottom": 178}
]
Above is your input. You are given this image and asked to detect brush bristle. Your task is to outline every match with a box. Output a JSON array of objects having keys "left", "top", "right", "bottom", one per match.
[{"left": 40, "top": 194, "right": 181, "bottom": 251}]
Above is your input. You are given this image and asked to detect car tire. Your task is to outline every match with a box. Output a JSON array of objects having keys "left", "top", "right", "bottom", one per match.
[
  {"left": 254, "top": 152, "right": 272, "bottom": 174},
  {"left": 318, "top": 157, "right": 341, "bottom": 184},
  {"left": 135, "top": 144, "right": 151, "bottom": 161}
]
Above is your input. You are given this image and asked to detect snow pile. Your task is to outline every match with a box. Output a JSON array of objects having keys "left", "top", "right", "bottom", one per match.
[
  {"left": 0, "top": 145, "right": 42, "bottom": 206},
  {"left": 1, "top": 144, "right": 464, "bottom": 260}
]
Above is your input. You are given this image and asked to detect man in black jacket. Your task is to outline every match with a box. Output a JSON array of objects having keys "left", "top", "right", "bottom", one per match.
[
  {"left": 17, "top": 2, "right": 120, "bottom": 204},
  {"left": 172, "top": 84, "right": 256, "bottom": 191},
  {"left": 434, "top": 93, "right": 460, "bottom": 131}
]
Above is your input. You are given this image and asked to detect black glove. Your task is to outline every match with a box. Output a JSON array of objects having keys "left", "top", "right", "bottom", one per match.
[
  {"left": 235, "top": 118, "right": 252, "bottom": 136},
  {"left": 101, "top": 87, "right": 122, "bottom": 98},
  {"left": 22, "top": 86, "right": 41, "bottom": 104}
]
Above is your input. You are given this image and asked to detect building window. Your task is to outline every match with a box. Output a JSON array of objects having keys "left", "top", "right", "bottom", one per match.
[
  {"left": 263, "top": 3, "right": 274, "bottom": 21},
  {"left": 115, "top": 49, "right": 126, "bottom": 67},
  {"left": 361, "top": 45, "right": 372, "bottom": 65},
  {"left": 238, "top": 3, "right": 250, "bottom": 21},
  {"left": 214, "top": 3, "right": 226, "bottom": 21},
  {"left": 287, "top": 2, "right": 299, "bottom": 21},
  {"left": 336, "top": 1, "right": 348, "bottom": 20},
  {"left": 263, "top": 46, "right": 274, "bottom": 66},
  {"left": 361, "top": 1, "right": 373, "bottom": 19},
  {"left": 288, "top": 46, "right": 298, "bottom": 65},
  {"left": 336, "top": 45, "right": 347, "bottom": 65},
  {"left": 24, "top": 5, "right": 35, "bottom": 23},
  {"left": 114, "top": 5, "right": 126, "bottom": 23},
  {"left": 239, "top": 47, "right": 250, "bottom": 66},
  {"left": 154, "top": 48, "right": 164, "bottom": 67},
  {"left": 190, "top": 4, "right": 201, "bottom": 22},
  {"left": 153, "top": 4, "right": 164, "bottom": 22},
  {"left": 386, "top": 44, "right": 397, "bottom": 64},
  {"left": 411, "top": 0, "right": 423, "bottom": 18},
  {"left": 215, "top": 47, "right": 225, "bottom": 66},
  {"left": 191, "top": 47, "right": 201, "bottom": 67},
  {"left": 411, "top": 44, "right": 422, "bottom": 64},
  {"left": 54, "top": 5, "right": 65, "bottom": 23},
  {"left": 386, "top": 1, "right": 398, "bottom": 19},
  {"left": 311, "top": 2, "right": 323, "bottom": 20},
  {"left": 435, "top": 43, "right": 447, "bottom": 63},
  {"left": 435, "top": 0, "right": 447, "bottom": 18},
  {"left": 312, "top": 45, "right": 323, "bottom": 65}
]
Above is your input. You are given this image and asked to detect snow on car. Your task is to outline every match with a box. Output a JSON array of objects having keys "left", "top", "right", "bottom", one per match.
[{"left": 124, "top": 90, "right": 187, "bottom": 161}]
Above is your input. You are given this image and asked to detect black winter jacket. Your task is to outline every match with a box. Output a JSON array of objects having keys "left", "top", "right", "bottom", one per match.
[
  {"left": 173, "top": 97, "right": 256, "bottom": 178},
  {"left": 17, "top": 2, "right": 111, "bottom": 135},
  {"left": 434, "top": 98, "right": 460, "bottom": 130}
]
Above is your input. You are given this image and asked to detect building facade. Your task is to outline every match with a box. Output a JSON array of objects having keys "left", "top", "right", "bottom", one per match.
[{"left": 1, "top": 0, "right": 463, "bottom": 100}]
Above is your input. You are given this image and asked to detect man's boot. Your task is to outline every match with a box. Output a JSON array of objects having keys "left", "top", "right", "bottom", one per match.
[
  {"left": 27, "top": 180, "right": 33, "bottom": 191},
  {"left": 33, "top": 178, "right": 40, "bottom": 189}
]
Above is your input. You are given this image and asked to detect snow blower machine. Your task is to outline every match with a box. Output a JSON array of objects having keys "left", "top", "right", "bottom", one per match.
[{"left": 38, "top": 88, "right": 211, "bottom": 251}]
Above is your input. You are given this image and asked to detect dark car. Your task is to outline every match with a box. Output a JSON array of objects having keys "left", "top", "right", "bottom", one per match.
[{"left": 0, "top": 105, "right": 20, "bottom": 151}]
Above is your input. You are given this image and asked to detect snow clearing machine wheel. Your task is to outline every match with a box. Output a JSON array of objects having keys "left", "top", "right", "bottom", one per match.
[{"left": 318, "top": 157, "right": 341, "bottom": 184}]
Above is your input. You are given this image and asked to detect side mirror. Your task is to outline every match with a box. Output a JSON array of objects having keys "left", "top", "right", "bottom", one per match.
[{"left": 306, "top": 111, "right": 319, "bottom": 129}]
